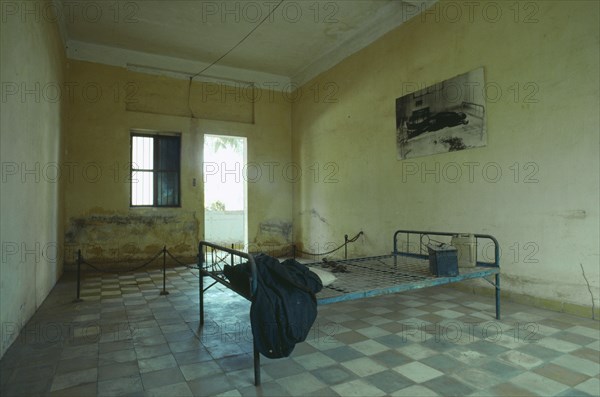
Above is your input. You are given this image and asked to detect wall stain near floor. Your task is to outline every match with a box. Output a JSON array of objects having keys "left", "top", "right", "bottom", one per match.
[
  {"left": 258, "top": 220, "right": 292, "bottom": 238},
  {"left": 253, "top": 220, "right": 293, "bottom": 255},
  {"left": 65, "top": 211, "right": 199, "bottom": 266}
]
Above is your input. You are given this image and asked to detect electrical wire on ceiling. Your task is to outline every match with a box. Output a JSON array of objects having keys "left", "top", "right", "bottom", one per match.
[{"left": 187, "top": 0, "right": 285, "bottom": 118}]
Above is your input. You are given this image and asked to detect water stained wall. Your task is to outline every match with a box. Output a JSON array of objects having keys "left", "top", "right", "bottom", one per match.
[
  {"left": 251, "top": 219, "right": 293, "bottom": 256},
  {"left": 64, "top": 211, "right": 199, "bottom": 266}
]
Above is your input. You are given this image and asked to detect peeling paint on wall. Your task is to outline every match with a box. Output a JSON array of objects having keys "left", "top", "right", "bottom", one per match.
[
  {"left": 253, "top": 219, "right": 293, "bottom": 255},
  {"left": 257, "top": 220, "right": 292, "bottom": 241},
  {"left": 65, "top": 211, "right": 199, "bottom": 265},
  {"left": 309, "top": 209, "right": 329, "bottom": 224},
  {"left": 299, "top": 209, "right": 329, "bottom": 224},
  {"left": 553, "top": 210, "right": 587, "bottom": 220}
]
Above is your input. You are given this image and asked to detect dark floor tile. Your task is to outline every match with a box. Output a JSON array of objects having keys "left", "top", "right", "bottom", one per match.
[
  {"left": 423, "top": 375, "right": 475, "bottom": 397},
  {"left": 238, "top": 380, "right": 288, "bottom": 397},
  {"left": 488, "top": 382, "right": 539, "bottom": 396},
  {"left": 99, "top": 348, "right": 137, "bottom": 366},
  {"left": 375, "top": 333, "right": 410, "bottom": 349},
  {"left": 7, "top": 363, "right": 57, "bottom": 384},
  {"left": 517, "top": 343, "right": 565, "bottom": 361},
  {"left": 134, "top": 344, "right": 171, "bottom": 360},
  {"left": 140, "top": 366, "right": 185, "bottom": 390},
  {"left": 321, "top": 346, "right": 363, "bottom": 363},
  {"left": 50, "top": 367, "right": 97, "bottom": 392},
  {"left": 419, "top": 338, "right": 457, "bottom": 352},
  {"left": 49, "top": 381, "right": 96, "bottom": 397},
  {"left": 421, "top": 353, "right": 466, "bottom": 374},
  {"left": 262, "top": 359, "right": 305, "bottom": 379},
  {"left": 204, "top": 340, "right": 246, "bottom": 359},
  {"left": 338, "top": 319, "right": 371, "bottom": 330},
  {"left": 555, "top": 388, "right": 594, "bottom": 397},
  {"left": 554, "top": 331, "right": 597, "bottom": 346},
  {"left": 163, "top": 330, "right": 196, "bottom": 343},
  {"left": 0, "top": 367, "right": 15, "bottom": 387},
  {"left": 173, "top": 348, "right": 214, "bottom": 365},
  {"left": 304, "top": 386, "right": 338, "bottom": 396},
  {"left": 2, "top": 378, "right": 52, "bottom": 396},
  {"left": 60, "top": 344, "right": 98, "bottom": 360},
  {"left": 571, "top": 347, "right": 600, "bottom": 363},
  {"left": 418, "top": 314, "right": 446, "bottom": 324},
  {"left": 538, "top": 318, "right": 576, "bottom": 330},
  {"left": 365, "top": 369, "right": 413, "bottom": 394},
  {"left": 310, "top": 365, "right": 354, "bottom": 386},
  {"left": 371, "top": 350, "right": 412, "bottom": 368},
  {"left": 468, "top": 340, "right": 510, "bottom": 356},
  {"left": 379, "top": 321, "right": 408, "bottom": 334},
  {"left": 480, "top": 360, "right": 523, "bottom": 380},
  {"left": 98, "top": 360, "right": 139, "bottom": 381},
  {"left": 334, "top": 330, "right": 369, "bottom": 345},
  {"left": 56, "top": 356, "right": 98, "bottom": 374},
  {"left": 133, "top": 334, "right": 167, "bottom": 347},
  {"left": 291, "top": 342, "right": 318, "bottom": 356},
  {"left": 98, "top": 339, "right": 133, "bottom": 354},
  {"left": 97, "top": 374, "right": 143, "bottom": 396},
  {"left": 533, "top": 363, "right": 590, "bottom": 387},
  {"left": 216, "top": 354, "right": 253, "bottom": 372},
  {"left": 187, "top": 373, "right": 234, "bottom": 396},
  {"left": 131, "top": 327, "right": 163, "bottom": 339}
]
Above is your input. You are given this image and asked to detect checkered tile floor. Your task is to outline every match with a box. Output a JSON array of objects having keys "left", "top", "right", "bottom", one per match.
[{"left": 1, "top": 266, "right": 598, "bottom": 396}]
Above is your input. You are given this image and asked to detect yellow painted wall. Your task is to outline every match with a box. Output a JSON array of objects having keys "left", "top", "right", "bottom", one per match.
[
  {"left": 0, "top": 0, "right": 66, "bottom": 356},
  {"left": 63, "top": 61, "right": 293, "bottom": 265},
  {"left": 292, "top": 1, "right": 600, "bottom": 309}
]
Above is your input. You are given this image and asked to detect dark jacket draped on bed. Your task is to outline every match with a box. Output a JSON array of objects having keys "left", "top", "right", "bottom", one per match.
[{"left": 224, "top": 253, "right": 322, "bottom": 358}]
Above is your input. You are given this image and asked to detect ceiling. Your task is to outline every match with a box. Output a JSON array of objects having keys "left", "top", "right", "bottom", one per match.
[{"left": 57, "top": 0, "right": 434, "bottom": 86}]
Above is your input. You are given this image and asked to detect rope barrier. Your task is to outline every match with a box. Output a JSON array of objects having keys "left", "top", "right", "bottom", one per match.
[
  {"left": 79, "top": 248, "right": 164, "bottom": 274},
  {"left": 166, "top": 249, "right": 200, "bottom": 276},
  {"left": 74, "top": 246, "right": 194, "bottom": 302},
  {"left": 290, "top": 231, "right": 363, "bottom": 258},
  {"left": 73, "top": 232, "right": 363, "bottom": 302}
]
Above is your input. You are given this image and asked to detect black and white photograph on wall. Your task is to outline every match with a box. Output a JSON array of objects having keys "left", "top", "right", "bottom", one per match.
[{"left": 396, "top": 67, "right": 487, "bottom": 160}]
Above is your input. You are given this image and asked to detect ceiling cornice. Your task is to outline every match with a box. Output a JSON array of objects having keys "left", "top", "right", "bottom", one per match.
[{"left": 65, "top": 40, "right": 291, "bottom": 91}]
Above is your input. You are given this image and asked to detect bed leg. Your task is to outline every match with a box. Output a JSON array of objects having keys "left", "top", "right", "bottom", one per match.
[
  {"left": 199, "top": 268, "right": 204, "bottom": 326},
  {"left": 253, "top": 343, "right": 261, "bottom": 386},
  {"left": 495, "top": 274, "right": 501, "bottom": 320}
]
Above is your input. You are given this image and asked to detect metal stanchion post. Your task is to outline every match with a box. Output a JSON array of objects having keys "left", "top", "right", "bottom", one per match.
[
  {"left": 198, "top": 246, "right": 204, "bottom": 326},
  {"left": 160, "top": 246, "right": 169, "bottom": 295},
  {"left": 73, "top": 249, "right": 83, "bottom": 303},
  {"left": 344, "top": 234, "right": 348, "bottom": 259}
]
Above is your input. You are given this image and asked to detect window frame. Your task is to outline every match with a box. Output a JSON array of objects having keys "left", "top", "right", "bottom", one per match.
[{"left": 130, "top": 131, "right": 182, "bottom": 208}]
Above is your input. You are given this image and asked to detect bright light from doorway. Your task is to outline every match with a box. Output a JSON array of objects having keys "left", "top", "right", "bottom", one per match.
[{"left": 203, "top": 135, "right": 245, "bottom": 211}]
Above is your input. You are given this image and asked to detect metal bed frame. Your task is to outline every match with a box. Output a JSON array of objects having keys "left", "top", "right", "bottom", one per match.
[{"left": 197, "top": 229, "right": 500, "bottom": 386}]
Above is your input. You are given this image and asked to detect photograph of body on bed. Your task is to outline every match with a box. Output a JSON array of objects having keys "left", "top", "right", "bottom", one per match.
[{"left": 396, "top": 67, "right": 487, "bottom": 159}]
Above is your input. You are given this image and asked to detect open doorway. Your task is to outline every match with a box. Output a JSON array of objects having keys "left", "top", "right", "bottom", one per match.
[{"left": 203, "top": 135, "right": 248, "bottom": 250}]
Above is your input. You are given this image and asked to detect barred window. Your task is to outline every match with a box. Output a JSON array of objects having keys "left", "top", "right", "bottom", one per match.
[{"left": 131, "top": 133, "right": 181, "bottom": 207}]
